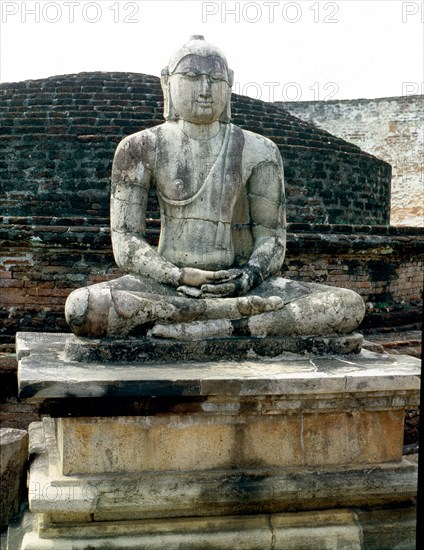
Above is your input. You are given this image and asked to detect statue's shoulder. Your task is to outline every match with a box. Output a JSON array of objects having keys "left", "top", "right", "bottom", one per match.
[
  {"left": 237, "top": 126, "right": 282, "bottom": 163},
  {"left": 114, "top": 125, "right": 164, "bottom": 165},
  {"left": 117, "top": 125, "right": 161, "bottom": 149}
]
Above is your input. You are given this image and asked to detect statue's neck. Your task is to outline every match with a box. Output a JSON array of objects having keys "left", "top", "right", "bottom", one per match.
[{"left": 178, "top": 119, "right": 221, "bottom": 140}]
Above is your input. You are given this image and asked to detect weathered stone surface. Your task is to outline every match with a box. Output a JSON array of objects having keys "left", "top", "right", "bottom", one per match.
[
  {"left": 0, "top": 428, "right": 28, "bottom": 529},
  {"left": 56, "top": 414, "right": 299, "bottom": 474},
  {"left": 302, "top": 409, "right": 404, "bottom": 466},
  {"left": 356, "top": 505, "right": 417, "bottom": 550},
  {"left": 55, "top": 409, "right": 403, "bottom": 475},
  {"left": 272, "top": 509, "right": 363, "bottom": 549},
  {"left": 9, "top": 509, "right": 361, "bottom": 549}
]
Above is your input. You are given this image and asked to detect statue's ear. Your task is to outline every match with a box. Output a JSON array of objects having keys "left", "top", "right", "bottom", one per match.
[
  {"left": 160, "top": 73, "right": 168, "bottom": 88},
  {"left": 219, "top": 69, "right": 234, "bottom": 123},
  {"left": 160, "top": 73, "right": 174, "bottom": 121},
  {"left": 220, "top": 85, "right": 232, "bottom": 123},
  {"left": 227, "top": 69, "right": 234, "bottom": 88}
]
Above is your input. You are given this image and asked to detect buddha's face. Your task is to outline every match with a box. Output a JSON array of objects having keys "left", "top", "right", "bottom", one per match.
[{"left": 169, "top": 54, "right": 231, "bottom": 124}]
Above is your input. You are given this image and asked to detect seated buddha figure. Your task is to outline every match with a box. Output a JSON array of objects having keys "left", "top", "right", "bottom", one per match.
[{"left": 65, "top": 36, "right": 365, "bottom": 340}]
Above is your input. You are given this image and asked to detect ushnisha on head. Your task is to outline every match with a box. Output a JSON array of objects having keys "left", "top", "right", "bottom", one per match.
[{"left": 161, "top": 35, "right": 234, "bottom": 124}]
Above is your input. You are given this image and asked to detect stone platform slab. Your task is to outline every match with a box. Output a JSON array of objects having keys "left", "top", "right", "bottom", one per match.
[
  {"left": 10, "top": 508, "right": 367, "bottom": 549},
  {"left": 17, "top": 332, "right": 420, "bottom": 407},
  {"left": 8, "top": 504, "right": 417, "bottom": 550},
  {"left": 64, "top": 332, "right": 364, "bottom": 362}
]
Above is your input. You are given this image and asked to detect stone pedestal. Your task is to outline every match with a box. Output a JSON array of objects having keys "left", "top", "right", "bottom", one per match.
[
  {"left": 8, "top": 332, "right": 420, "bottom": 549},
  {"left": 0, "top": 428, "right": 28, "bottom": 529}
]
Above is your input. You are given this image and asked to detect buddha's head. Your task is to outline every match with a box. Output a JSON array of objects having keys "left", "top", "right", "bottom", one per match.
[{"left": 161, "top": 36, "right": 234, "bottom": 124}]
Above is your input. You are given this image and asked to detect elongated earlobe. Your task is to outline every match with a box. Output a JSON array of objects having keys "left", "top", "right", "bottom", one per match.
[
  {"left": 160, "top": 73, "right": 177, "bottom": 121},
  {"left": 220, "top": 84, "right": 232, "bottom": 123}
]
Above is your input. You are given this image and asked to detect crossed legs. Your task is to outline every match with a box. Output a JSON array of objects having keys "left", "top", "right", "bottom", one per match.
[{"left": 65, "top": 275, "right": 365, "bottom": 339}]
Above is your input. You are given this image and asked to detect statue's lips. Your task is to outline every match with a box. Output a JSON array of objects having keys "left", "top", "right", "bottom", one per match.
[{"left": 196, "top": 101, "right": 213, "bottom": 107}]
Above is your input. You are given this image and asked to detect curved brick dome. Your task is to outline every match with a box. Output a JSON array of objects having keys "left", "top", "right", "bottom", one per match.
[{"left": 0, "top": 72, "right": 391, "bottom": 225}]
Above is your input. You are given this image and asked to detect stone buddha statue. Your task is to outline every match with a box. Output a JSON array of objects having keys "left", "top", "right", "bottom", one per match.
[{"left": 65, "top": 36, "right": 365, "bottom": 340}]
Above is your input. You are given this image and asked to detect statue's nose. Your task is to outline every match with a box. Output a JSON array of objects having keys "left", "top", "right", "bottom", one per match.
[{"left": 199, "top": 74, "right": 212, "bottom": 95}]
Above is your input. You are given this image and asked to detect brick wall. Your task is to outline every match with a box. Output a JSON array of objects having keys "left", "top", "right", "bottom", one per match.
[
  {"left": 277, "top": 96, "right": 423, "bottom": 226},
  {"left": 1, "top": 72, "right": 391, "bottom": 225},
  {"left": 283, "top": 225, "right": 424, "bottom": 317}
]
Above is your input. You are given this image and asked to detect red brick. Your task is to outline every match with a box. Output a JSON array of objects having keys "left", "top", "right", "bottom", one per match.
[
  {"left": 23, "top": 281, "right": 55, "bottom": 289},
  {"left": 26, "top": 288, "right": 69, "bottom": 298},
  {"left": 0, "top": 280, "right": 24, "bottom": 288}
]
